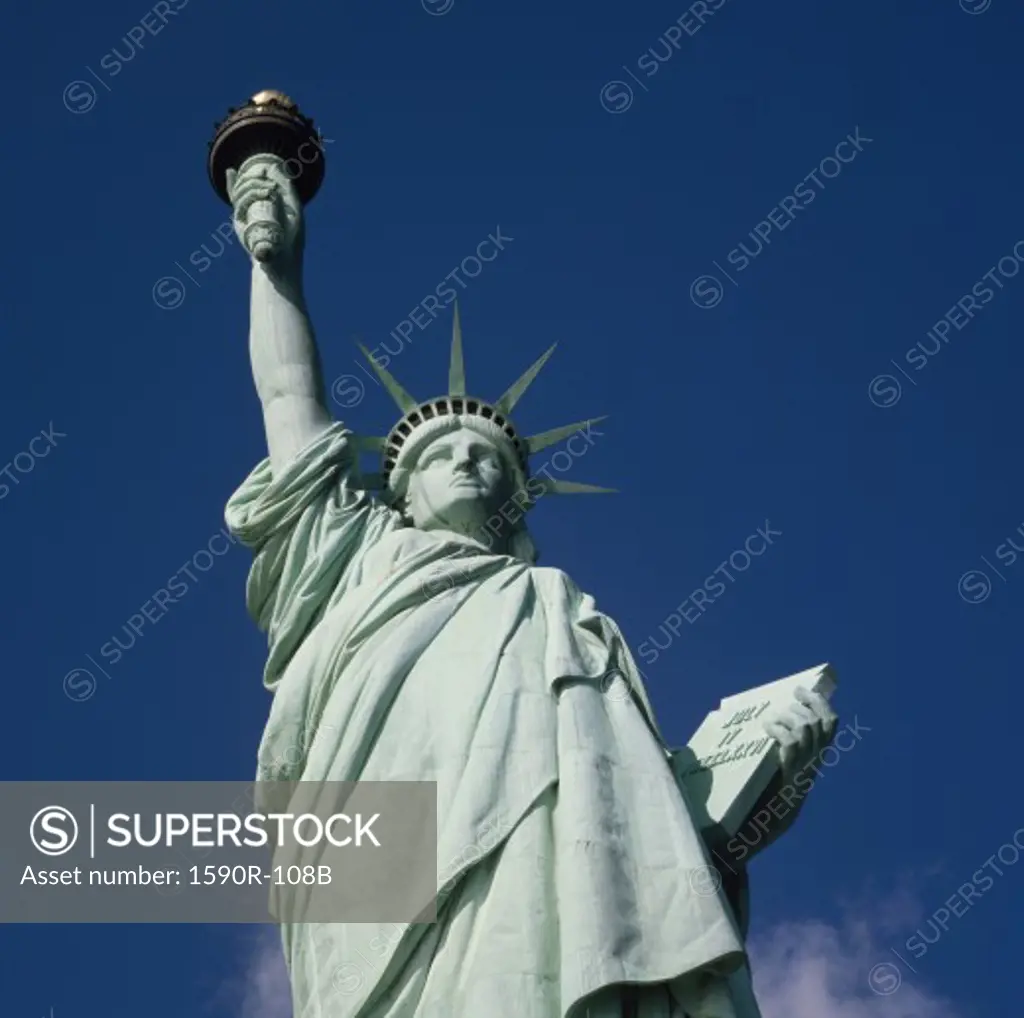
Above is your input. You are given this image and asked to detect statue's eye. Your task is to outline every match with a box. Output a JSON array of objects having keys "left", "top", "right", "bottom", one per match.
[{"left": 422, "top": 445, "right": 451, "bottom": 465}]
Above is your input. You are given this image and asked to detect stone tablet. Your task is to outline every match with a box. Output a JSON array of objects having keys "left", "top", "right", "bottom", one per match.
[{"left": 671, "top": 664, "right": 837, "bottom": 837}]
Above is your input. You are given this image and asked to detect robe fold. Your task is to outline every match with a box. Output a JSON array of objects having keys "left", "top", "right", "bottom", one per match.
[{"left": 225, "top": 423, "right": 749, "bottom": 1018}]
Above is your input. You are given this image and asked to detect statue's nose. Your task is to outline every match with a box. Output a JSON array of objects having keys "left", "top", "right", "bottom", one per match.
[{"left": 451, "top": 445, "right": 475, "bottom": 470}]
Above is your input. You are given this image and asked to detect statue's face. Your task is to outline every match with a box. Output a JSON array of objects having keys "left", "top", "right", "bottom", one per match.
[{"left": 404, "top": 428, "right": 514, "bottom": 535}]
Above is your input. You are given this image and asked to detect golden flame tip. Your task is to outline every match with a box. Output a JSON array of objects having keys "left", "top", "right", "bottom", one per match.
[{"left": 250, "top": 89, "right": 295, "bottom": 108}]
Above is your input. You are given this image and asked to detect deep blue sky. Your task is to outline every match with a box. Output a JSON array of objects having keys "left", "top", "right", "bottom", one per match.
[{"left": 3, "top": 0, "right": 1023, "bottom": 1015}]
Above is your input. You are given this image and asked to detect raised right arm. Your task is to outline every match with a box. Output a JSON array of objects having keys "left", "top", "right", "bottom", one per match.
[
  {"left": 228, "top": 156, "right": 333, "bottom": 474},
  {"left": 248, "top": 261, "right": 332, "bottom": 473}
]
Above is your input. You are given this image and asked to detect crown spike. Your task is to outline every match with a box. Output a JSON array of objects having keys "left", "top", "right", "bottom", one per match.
[
  {"left": 449, "top": 301, "right": 466, "bottom": 397},
  {"left": 525, "top": 417, "right": 608, "bottom": 456},
  {"left": 532, "top": 477, "right": 618, "bottom": 496},
  {"left": 494, "top": 344, "right": 557, "bottom": 416},
  {"left": 357, "top": 343, "right": 418, "bottom": 413}
]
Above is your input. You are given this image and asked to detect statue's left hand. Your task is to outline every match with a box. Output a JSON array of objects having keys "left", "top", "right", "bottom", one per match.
[
  {"left": 712, "top": 687, "right": 838, "bottom": 863},
  {"left": 763, "top": 686, "right": 838, "bottom": 788}
]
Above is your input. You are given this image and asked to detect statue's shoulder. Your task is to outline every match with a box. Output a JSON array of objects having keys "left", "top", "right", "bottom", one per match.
[{"left": 524, "top": 564, "right": 595, "bottom": 605}]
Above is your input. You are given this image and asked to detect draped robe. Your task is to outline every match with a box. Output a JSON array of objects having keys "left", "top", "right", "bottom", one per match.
[{"left": 225, "top": 423, "right": 750, "bottom": 1018}]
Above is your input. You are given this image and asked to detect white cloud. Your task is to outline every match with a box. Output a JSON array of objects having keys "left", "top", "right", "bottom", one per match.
[{"left": 750, "top": 919, "right": 962, "bottom": 1018}]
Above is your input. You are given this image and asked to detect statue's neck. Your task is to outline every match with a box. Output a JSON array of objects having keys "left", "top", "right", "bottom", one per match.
[{"left": 420, "top": 521, "right": 511, "bottom": 556}]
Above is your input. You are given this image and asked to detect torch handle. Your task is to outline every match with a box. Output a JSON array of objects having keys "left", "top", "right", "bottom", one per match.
[{"left": 243, "top": 199, "right": 284, "bottom": 262}]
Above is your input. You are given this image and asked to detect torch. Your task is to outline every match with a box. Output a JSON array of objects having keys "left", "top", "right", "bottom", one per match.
[{"left": 207, "top": 90, "right": 327, "bottom": 261}]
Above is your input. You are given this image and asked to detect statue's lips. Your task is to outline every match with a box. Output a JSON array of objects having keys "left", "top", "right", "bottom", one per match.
[{"left": 449, "top": 477, "right": 485, "bottom": 491}]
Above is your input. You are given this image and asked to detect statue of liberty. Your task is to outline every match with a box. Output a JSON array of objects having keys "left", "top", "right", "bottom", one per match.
[{"left": 221, "top": 131, "right": 837, "bottom": 1018}]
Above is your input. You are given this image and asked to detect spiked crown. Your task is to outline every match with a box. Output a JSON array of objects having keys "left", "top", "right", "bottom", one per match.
[{"left": 355, "top": 304, "right": 613, "bottom": 505}]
